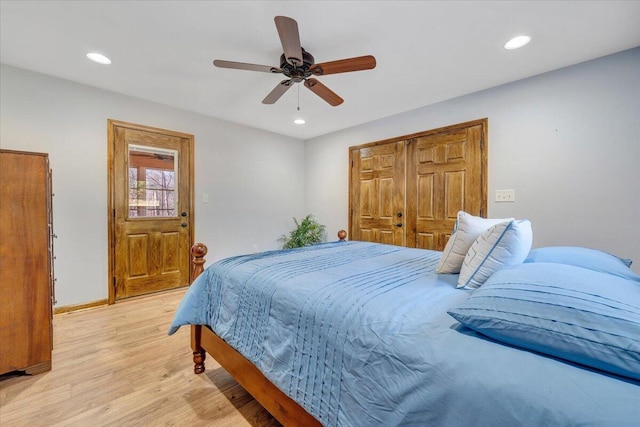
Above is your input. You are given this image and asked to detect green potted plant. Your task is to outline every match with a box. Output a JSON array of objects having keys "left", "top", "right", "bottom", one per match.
[{"left": 279, "top": 214, "right": 326, "bottom": 249}]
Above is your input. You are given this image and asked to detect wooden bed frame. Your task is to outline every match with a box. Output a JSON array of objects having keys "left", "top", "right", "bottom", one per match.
[{"left": 188, "top": 233, "right": 349, "bottom": 427}]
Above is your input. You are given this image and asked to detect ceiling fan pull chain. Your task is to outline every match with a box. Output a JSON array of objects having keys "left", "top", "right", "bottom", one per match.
[{"left": 297, "top": 84, "right": 300, "bottom": 111}]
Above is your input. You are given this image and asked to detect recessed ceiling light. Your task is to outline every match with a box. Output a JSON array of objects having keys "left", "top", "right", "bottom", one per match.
[
  {"left": 504, "top": 35, "right": 531, "bottom": 50},
  {"left": 294, "top": 119, "right": 306, "bottom": 125},
  {"left": 86, "top": 52, "right": 112, "bottom": 65}
]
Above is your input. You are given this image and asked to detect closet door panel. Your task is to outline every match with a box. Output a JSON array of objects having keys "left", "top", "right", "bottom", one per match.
[
  {"left": 407, "top": 123, "right": 485, "bottom": 251},
  {"left": 350, "top": 142, "right": 405, "bottom": 246},
  {"left": 445, "top": 171, "right": 465, "bottom": 218},
  {"left": 417, "top": 173, "right": 435, "bottom": 219}
]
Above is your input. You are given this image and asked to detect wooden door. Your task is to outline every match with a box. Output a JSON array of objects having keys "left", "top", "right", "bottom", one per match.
[
  {"left": 349, "top": 141, "right": 405, "bottom": 245},
  {"left": 406, "top": 120, "right": 487, "bottom": 250},
  {"left": 108, "top": 120, "right": 194, "bottom": 302}
]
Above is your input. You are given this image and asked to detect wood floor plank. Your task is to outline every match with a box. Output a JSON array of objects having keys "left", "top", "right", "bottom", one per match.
[{"left": 0, "top": 289, "right": 282, "bottom": 427}]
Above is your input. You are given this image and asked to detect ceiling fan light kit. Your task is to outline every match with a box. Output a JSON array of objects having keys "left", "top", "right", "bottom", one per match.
[{"left": 213, "top": 16, "right": 376, "bottom": 106}]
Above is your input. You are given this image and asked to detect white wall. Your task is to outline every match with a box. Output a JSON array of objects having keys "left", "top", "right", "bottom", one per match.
[
  {"left": 1, "top": 64, "right": 305, "bottom": 307},
  {"left": 2, "top": 47, "right": 638, "bottom": 309},
  {"left": 305, "top": 48, "right": 640, "bottom": 273}
]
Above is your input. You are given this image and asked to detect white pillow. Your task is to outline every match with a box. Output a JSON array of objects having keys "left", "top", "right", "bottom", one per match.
[
  {"left": 457, "top": 219, "right": 533, "bottom": 289},
  {"left": 436, "top": 211, "right": 513, "bottom": 274}
]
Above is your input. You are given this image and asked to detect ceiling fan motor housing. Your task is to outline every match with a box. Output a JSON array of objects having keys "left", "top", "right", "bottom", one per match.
[{"left": 280, "top": 48, "right": 315, "bottom": 82}]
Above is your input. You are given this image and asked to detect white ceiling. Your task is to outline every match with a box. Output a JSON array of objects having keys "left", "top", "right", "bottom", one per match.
[{"left": 2, "top": 1, "right": 639, "bottom": 140}]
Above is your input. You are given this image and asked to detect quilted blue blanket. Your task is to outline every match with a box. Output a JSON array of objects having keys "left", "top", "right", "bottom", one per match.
[{"left": 169, "top": 241, "right": 640, "bottom": 426}]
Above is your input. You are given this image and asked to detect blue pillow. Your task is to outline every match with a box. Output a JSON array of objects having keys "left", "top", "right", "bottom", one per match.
[
  {"left": 448, "top": 263, "right": 640, "bottom": 381},
  {"left": 525, "top": 246, "right": 639, "bottom": 282}
]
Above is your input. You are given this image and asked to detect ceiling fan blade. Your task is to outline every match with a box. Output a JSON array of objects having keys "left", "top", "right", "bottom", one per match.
[
  {"left": 262, "top": 79, "right": 294, "bottom": 104},
  {"left": 311, "top": 55, "right": 376, "bottom": 76},
  {"left": 274, "top": 16, "right": 303, "bottom": 66},
  {"left": 213, "top": 60, "right": 281, "bottom": 73},
  {"left": 304, "top": 78, "right": 343, "bottom": 106}
]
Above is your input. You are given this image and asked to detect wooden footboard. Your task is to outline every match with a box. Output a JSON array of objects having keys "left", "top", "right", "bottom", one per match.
[{"left": 189, "top": 239, "right": 352, "bottom": 427}]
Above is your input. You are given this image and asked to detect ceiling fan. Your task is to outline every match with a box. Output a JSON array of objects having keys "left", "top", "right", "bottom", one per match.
[{"left": 213, "top": 16, "right": 376, "bottom": 107}]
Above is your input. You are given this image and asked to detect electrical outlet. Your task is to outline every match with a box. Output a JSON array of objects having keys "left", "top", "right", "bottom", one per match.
[
  {"left": 495, "top": 189, "right": 515, "bottom": 202},
  {"left": 202, "top": 193, "right": 209, "bottom": 204}
]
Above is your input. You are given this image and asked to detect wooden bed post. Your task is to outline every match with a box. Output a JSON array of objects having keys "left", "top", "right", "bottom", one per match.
[
  {"left": 190, "top": 243, "right": 208, "bottom": 374},
  {"left": 190, "top": 242, "right": 208, "bottom": 283},
  {"left": 338, "top": 229, "right": 347, "bottom": 241},
  {"left": 191, "top": 325, "right": 206, "bottom": 374}
]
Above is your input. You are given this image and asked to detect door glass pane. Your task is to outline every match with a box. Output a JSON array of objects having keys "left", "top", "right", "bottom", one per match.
[{"left": 128, "top": 145, "right": 178, "bottom": 218}]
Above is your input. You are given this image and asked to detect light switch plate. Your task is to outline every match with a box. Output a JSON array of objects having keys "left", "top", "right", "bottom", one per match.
[{"left": 495, "top": 189, "right": 515, "bottom": 202}]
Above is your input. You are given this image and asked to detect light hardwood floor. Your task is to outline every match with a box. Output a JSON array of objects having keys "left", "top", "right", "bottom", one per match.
[{"left": 0, "top": 289, "right": 281, "bottom": 427}]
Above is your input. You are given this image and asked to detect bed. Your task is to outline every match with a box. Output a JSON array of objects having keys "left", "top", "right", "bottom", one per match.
[{"left": 169, "top": 235, "right": 640, "bottom": 426}]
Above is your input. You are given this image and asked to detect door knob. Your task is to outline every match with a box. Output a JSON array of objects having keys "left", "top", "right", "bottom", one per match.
[
  {"left": 395, "top": 223, "right": 403, "bottom": 227},
  {"left": 397, "top": 212, "right": 403, "bottom": 218},
  {"left": 181, "top": 223, "right": 187, "bottom": 228},
  {"left": 181, "top": 212, "right": 187, "bottom": 217}
]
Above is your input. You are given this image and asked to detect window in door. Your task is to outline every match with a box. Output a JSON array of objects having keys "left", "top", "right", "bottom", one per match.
[{"left": 128, "top": 145, "right": 178, "bottom": 218}]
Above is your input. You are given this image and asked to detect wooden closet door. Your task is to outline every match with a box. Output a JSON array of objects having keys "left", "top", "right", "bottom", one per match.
[
  {"left": 406, "top": 121, "right": 486, "bottom": 251},
  {"left": 348, "top": 119, "right": 487, "bottom": 251},
  {"left": 349, "top": 141, "right": 405, "bottom": 246}
]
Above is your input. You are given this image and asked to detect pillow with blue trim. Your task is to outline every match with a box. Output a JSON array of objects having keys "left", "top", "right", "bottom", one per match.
[
  {"left": 525, "top": 246, "right": 639, "bottom": 282},
  {"left": 457, "top": 219, "right": 532, "bottom": 289},
  {"left": 436, "top": 211, "right": 513, "bottom": 274},
  {"left": 448, "top": 262, "right": 640, "bottom": 381}
]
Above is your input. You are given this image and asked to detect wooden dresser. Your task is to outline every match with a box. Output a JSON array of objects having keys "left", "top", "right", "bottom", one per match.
[{"left": 0, "top": 149, "right": 55, "bottom": 375}]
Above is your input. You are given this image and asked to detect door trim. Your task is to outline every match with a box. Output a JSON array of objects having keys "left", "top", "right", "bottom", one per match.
[
  {"left": 348, "top": 118, "right": 488, "bottom": 240},
  {"left": 107, "top": 119, "right": 194, "bottom": 304}
]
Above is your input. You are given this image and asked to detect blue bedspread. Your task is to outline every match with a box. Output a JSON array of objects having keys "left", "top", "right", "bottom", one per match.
[{"left": 169, "top": 241, "right": 640, "bottom": 426}]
